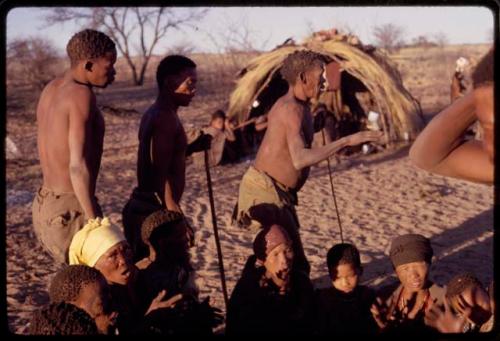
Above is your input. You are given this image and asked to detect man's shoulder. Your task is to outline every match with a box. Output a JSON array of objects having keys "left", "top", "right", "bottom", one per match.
[{"left": 274, "top": 96, "right": 304, "bottom": 115}]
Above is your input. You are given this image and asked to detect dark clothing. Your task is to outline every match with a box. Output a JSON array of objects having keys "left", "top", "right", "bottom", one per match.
[
  {"left": 226, "top": 255, "right": 314, "bottom": 335},
  {"left": 135, "top": 259, "right": 196, "bottom": 307},
  {"left": 122, "top": 188, "right": 163, "bottom": 262},
  {"left": 109, "top": 282, "right": 148, "bottom": 335},
  {"left": 134, "top": 261, "right": 216, "bottom": 336},
  {"left": 314, "top": 285, "right": 378, "bottom": 335}
]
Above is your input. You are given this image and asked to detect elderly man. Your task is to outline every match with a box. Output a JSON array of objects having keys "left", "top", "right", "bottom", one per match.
[{"left": 233, "top": 50, "right": 383, "bottom": 274}]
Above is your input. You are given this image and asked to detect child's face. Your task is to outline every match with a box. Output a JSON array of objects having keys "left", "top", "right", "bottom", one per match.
[
  {"left": 211, "top": 117, "right": 224, "bottom": 130},
  {"left": 395, "top": 261, "right": 429, "bottom": 293},
  {"left": 450, "top": 285, "right": 491, "bottom": 325},
  {"left": 331, "top": 263, "right": 360, "bottom": 294}
]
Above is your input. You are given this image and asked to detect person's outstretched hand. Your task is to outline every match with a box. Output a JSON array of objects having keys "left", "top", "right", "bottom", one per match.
[
  {"left": 145, "top": 290, "right": 183, "bottom": 316},
  {"left": 425, "top": 299, "right": 468, "bottom": 333}
]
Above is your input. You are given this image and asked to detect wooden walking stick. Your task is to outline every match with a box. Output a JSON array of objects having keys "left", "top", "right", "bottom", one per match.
[
  {"left": 321, "top": 129, "right": 344, "bottom": 243},
  {"left": 203, "top": 149, "right": 230, "bottom": 310}
]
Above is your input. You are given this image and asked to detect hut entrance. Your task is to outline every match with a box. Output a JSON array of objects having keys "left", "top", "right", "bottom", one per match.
[
  {"left": 315, "top": 67, "right": 379, "bottom": 154},
  {"left": 227, "top": 34, "right": 424, "bottom": 157}
]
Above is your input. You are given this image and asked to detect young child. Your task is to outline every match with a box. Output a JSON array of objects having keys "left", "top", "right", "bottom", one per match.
[
  {"left": 425, "top": 273, "right": 494, "bottom": 333},
  {"left": 30, "top": 301, "right": 98, "bottom": 335},
  {"left": 370, "top": 234, "right": 445, "bottom": 335},
  {"left": 135, "top": 209, "right": 198, "bottom": 302},
  {"left": 315, "top": 243, "right": 378, "bottom": 335},
  {"left": 193, "top": 109, "right": 238, "bottom": 167},
  {"left": 135, "top": 209, "right": 221, "bottom": 335},
  {"left": 48, "top": 264, "right": 115, "bottom": 334}
]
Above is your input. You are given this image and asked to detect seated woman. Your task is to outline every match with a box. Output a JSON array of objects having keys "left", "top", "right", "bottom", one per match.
[
  {"left": 370, "top": 234, "right": 445, "bottom": 335},
  {"left": 68, "top": 217, "right": 182, "bottom": 335},
  {"left": 425, "top": 273, "right": 494, "bottom": 333},
  {"left": 226, "top": 224, "right": 314, "bottom": 335}
]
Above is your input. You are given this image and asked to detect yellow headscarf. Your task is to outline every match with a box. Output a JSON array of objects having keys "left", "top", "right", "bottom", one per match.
[{"left": 68, "top": 217, "right": 126, "bottom": 267}]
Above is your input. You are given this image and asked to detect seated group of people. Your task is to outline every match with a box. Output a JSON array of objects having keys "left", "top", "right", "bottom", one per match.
[{"left": 30, "top": 212, "right": 495, "bottom": 336}]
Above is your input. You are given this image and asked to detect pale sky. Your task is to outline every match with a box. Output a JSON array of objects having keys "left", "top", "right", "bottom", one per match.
[{"left": 6, "top": 6, "right": 495, "bottom": 56}]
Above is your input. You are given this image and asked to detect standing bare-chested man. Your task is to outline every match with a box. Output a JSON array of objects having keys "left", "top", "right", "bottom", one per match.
[
  {"left": 122, "top": 55, "right": 210, "bottom": 261},
  {"left": 32, "top": 29, "right": 116, "bottom": 264},
  {"left": 233, "top": 51, "right": 382, "bottom": 273}
]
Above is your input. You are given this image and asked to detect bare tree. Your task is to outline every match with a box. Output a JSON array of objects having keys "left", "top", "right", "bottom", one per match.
[
  {"left": 411, "top": 35, "right": 437, "bottom": 48},
  {"left": 433, "top": 32, "right": 449, "bottom": 48},
  {"left": 43, "top": 7, "right": 208, "bottom": 86},
  {"left": 372, "top": 23, "right": 405, "bottom": 53},
  {"left": 7, "top": 36, "right": 61, "bottom": 89}
]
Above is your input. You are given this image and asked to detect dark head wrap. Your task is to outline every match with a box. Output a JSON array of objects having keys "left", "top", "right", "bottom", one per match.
[
  {"left": 389, "top": 234, "right": 433, "bottom": 268},
  {"left": 253, "top": 224, "right": 292, "bottom": 261}
]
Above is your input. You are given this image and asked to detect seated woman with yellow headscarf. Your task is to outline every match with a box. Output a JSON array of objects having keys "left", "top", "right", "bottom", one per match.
[{"left": 68, "top": 217, "right": 182, "bottom": 334}]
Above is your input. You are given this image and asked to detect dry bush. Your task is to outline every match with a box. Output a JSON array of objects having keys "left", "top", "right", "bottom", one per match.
[
  {"left": 7, "top": 37, "right": 64, "bottom": 89},
  {"left": 372, "top": 23, "right": 406, "bottom": 53},
  {"left": 389, "top": 43, "right": 491, "bottom": 112}
]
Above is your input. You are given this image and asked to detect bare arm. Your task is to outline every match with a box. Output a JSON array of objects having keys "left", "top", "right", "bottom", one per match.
[
  {"left": 68, "top": 89, "right": 101, "bottom": 219},
  {"left": 285, "top": 105, "right": 383, "bottom": 170},
  {"left": 409, "top": 91, "right": 493, "bottom": 184},
  {"left": 224, "top": 119, "right": 236, "bottom": 142}
]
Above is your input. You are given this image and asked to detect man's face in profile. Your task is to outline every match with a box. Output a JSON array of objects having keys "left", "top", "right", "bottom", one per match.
[{"left": 169, "top": 67, "right": 197, "bottom": 106}]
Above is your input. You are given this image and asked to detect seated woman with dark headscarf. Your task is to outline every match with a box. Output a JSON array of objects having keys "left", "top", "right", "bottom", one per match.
[
  {"left": 68, "top": 217, "right": 182, "bottom": 335},
  {"left": 226, "top": 224, "right": 314, "bottom": 335},
  {"left": 370, "top": 234, "right": 445, "bottom": 335}
]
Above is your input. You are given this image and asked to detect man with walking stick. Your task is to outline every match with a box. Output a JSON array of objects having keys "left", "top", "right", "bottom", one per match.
[{"left": 122, "top": 55, "right": 211, "bottom": 261}]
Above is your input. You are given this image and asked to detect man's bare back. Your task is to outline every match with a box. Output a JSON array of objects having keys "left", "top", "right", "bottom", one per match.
[
  {"left": 136, "top": 104, "right": 187, "bottom": 207},
  {"left": 36, "top": 73, "right": 105, "bottom": 218},
  {"left": 255, "top": 93, "right": 313, "bottom": 191}
]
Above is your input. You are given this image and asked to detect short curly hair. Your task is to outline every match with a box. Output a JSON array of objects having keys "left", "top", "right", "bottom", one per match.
[
  {"left": 446, "top": 273, "right": 483, "bottom": 299},
  {"left": 29, "top": 302, "right": 98, "bottom": 335},
  {"left": 66, "top": 29, "right": 116, "bottom": 67},
  {"left": 49, "top": 265, "right": 105, "bottom": 303},
  {"left": 280, "top": 50, "right": 325, "bottom": 85},
  {"left": 141, "top": 209, "right": 185, "bottom": 245},
  {"left": 156, "top": 55, "right": 196, "bottom": 90}
]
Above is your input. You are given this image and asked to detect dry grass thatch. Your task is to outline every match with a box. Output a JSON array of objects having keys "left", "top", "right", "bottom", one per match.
[{"left": 227, "top": 40, "right": 424, "bottom": 141}]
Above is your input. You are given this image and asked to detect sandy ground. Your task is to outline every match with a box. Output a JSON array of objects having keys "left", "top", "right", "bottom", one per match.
[
  {"left": 6, "top": 111, "right": 493, "bottom": 334},
  {"left": 6, "top": 44, "right": 493, "bottom": 334}
]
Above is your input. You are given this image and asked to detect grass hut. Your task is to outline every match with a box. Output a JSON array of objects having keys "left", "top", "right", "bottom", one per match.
[{"left": 227, "top": 32, "right": 424, "bottom": 146}]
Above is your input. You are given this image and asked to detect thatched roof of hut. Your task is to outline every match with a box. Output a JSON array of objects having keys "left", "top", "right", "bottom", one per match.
[{"left": 227, "top": 35, "right": 424, "bottom": 141}]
